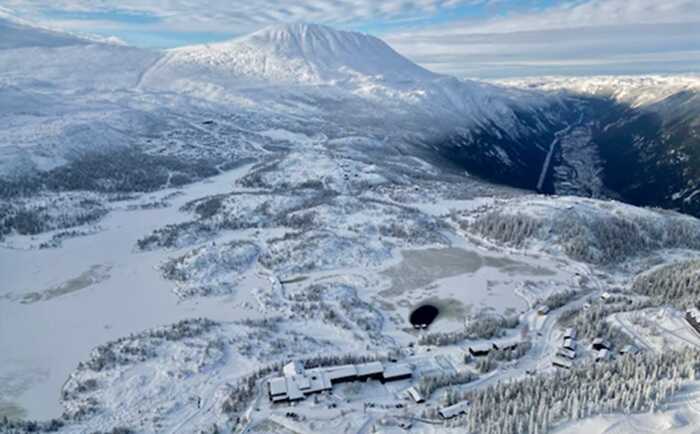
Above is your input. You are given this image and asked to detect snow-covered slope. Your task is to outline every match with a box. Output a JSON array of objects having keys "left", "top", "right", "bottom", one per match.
[
  {"left": 150, "top": 23, "right": 436, "bottom": 86},
  {"left": 0, "top": 13, "right": 166, "bottom": 176},
  {"left": 0, "top": 13, "right": 87, "bottom": 49}
]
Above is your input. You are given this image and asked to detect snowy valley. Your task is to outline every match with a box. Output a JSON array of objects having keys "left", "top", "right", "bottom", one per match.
[{"left": 1, "top": 13, "right": 700, "bottom": 434}]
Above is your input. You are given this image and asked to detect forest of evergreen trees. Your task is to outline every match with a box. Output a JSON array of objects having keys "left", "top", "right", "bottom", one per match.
[
  {"left": 632, "top": 260, "right": 700, "bottom": 309},
  {"left": 468, "top": 208, "right": 700, "bottom": 265},
  {"left": 449, "top": 348, "right": 700, "bottom": 434}
]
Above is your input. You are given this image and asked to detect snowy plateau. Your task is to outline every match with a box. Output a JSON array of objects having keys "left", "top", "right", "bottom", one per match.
[{"left": 1, "top": 13, "right": 700, "bottom": 434}]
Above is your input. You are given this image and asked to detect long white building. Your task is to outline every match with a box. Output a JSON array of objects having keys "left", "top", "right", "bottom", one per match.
[{"left": 268, "top": 361, "right": 412, "bottom": 402}]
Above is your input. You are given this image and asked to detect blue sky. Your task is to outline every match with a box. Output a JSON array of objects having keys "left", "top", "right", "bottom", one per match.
[{"left": 3, "top": 0, "right": 699, "bottom": 77}]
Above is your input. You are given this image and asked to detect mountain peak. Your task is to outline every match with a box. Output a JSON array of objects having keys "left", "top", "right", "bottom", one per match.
[{"left": 162, "top": 22, "right": 436, "bottom": 84}]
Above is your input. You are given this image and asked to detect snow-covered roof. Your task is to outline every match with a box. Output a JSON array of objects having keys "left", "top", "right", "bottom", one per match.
[
  {"left": 269, "top": 377, "right": 287, "bottom": 396},
  {"left": 285, "top": 377, "right": 304, "bottom": 400},
  {"left": 283, "top": 360, "right": 305, "bottom": 377},
  {"left": 557, "top": 348, "right": 576, "bottom": 359},
  {"left": 304, "top": 369, "right": 332, "bottom": 394},
  {"left": 407, "top": 386, "right": 424, "bottom": 403},
  {"left": 563, "top": 338, "right": 576, "bottom": 350},
  {"left": 493, "top": 336, "right": 521, "bottom": 350},
  {"left": 356, "top": 361, "right": 383, "bottom": 377},
  {"left": 552, "top": 357, "right": 573, "bottom": 369},
  {"left": 382, "top": 363, "right": 412, "bottom": 380},
  {"left": 592, "top": 338, "right": 610, "bottom": 349},
  {"left": 439, "top": 401, "right": 470, "bottom": 419},
  {"left": 564, "top": 328, "right": 577, "bottom": 339},
  {"left": 326, "top": 364, "right": 358, "bottom": 381},
  {"left": 620, "top": 345, "right": 639, "bottom": 355},
  {"left": 293, "top": 374, "right": 310, "bottom": 390},
  {"left": 469, "top": 343, "right": 493, "bottom": 353}
]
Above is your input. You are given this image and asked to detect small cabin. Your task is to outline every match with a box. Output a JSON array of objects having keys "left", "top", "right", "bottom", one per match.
[
  {"left": 406, "top": 386, "right": 425, "bottom": 404},
  {"left": 557, "top": 348, "right": 576, "bottom": 360},
  {"left": 469, "top": 343, "right": 492, "bottom": 357},
  {"left": 439, "top": 401, "right": 470, "bottom": 419},
  {"left": 619, "top": 345, "right": 639, "bottom": 355},
  {"left": 592, "top": 338, "right": 611, "bottom": 351},
  {"left": 595, "top": 349, "right": 610, "bottom": 362},
  {"left": 552, "top": 357, "right": 573, "bottom": 370},
  {"left": 563, "top": 328, "right": 577, "bottom": 340}
]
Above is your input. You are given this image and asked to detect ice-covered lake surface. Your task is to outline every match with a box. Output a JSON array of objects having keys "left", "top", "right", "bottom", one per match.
[
  {"left": 379, "top": 244, "right": 571, "bottom": 333},
  {"left": 0, "top": 166, "right": 270, "bottom": 419}
]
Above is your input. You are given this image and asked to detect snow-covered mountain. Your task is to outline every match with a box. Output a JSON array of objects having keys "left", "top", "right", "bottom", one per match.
[{"left": 151, "top": 23, "right": 436, "bottom": 85}]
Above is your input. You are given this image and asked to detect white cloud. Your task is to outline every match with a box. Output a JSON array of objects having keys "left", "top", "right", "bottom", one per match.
[
  {"left": 2, "top": 0, "right": 699, "bottom": 77},
  {"left": 384, "top": 0, "right": 700, "bottom": 77},
  {"left": 2, "top": 0, "right": 482, "bottom": 33}
]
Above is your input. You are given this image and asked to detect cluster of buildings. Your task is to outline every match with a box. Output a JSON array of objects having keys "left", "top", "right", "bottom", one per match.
[
  {"left": 268, "top": 360, "right": 412, "bottom": 403},
  {"left": 552, "top": 328, "right": 577, "bottom": 369}
]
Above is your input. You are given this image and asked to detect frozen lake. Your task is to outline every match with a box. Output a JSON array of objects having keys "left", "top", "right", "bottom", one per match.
[
  {"left": 0, "top": 165, "right": 265, "bottom": 419},
  {"left": 380, "top": 244, "right": 576, "bottom": 333}
]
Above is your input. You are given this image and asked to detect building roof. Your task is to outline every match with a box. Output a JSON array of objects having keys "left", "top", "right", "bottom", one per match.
[
  {"left": 439, "top": 401, "right": 470, "bottom": 418},
  {"left": 552, "top": 357, "right": 573, "bottom": 369},
  {"left": 493, "top": 337, "right": 521, "bottom": 351},
  {"left": 383, "top": 363, "right": 412, "bottom": 379},
  {"left": 557, "top": 348, "right": 576, "bottom": 359},
  {"left": 356, "top": 361, "right": 384, "bottom": 377},
  {"left": 592, "top": 338, "right": 611, "bottom": 349},
  {"left": 283, "top": 360, "right": 305, "bottom": 378},
  {"left": 293, "top": 374, "right": 311, "bottom": 390},
  {"left": 620, "top": 345, "right": 639, "bottom": 355},
  {"left": 469, "top": 343, "right": 492, "bottom": 353},
  {"left": 285, "top": 377, "right": 304, "bottom": 401},
  {"left": 269, "top": 377, "right": 287, "bottom": 396},
  {"left": 326, "top": 364, "right": 358, "bottom": 381},
  {"left": 304, "top": 369, "right": 332, "bottom": 393},
  {"left": 563, "top": 338, "right": 577, "bottom": 350},
  {"left": 407, "top": 386, "right": 424, "bottom": 403},
  {"left": 564, "top": 328, "right": 577, "bottom": 339}
]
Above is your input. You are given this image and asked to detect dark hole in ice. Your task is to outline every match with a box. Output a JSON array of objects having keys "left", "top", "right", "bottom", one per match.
[{"left": 409, "top": 305, "right": 439, "bottom": 329}]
